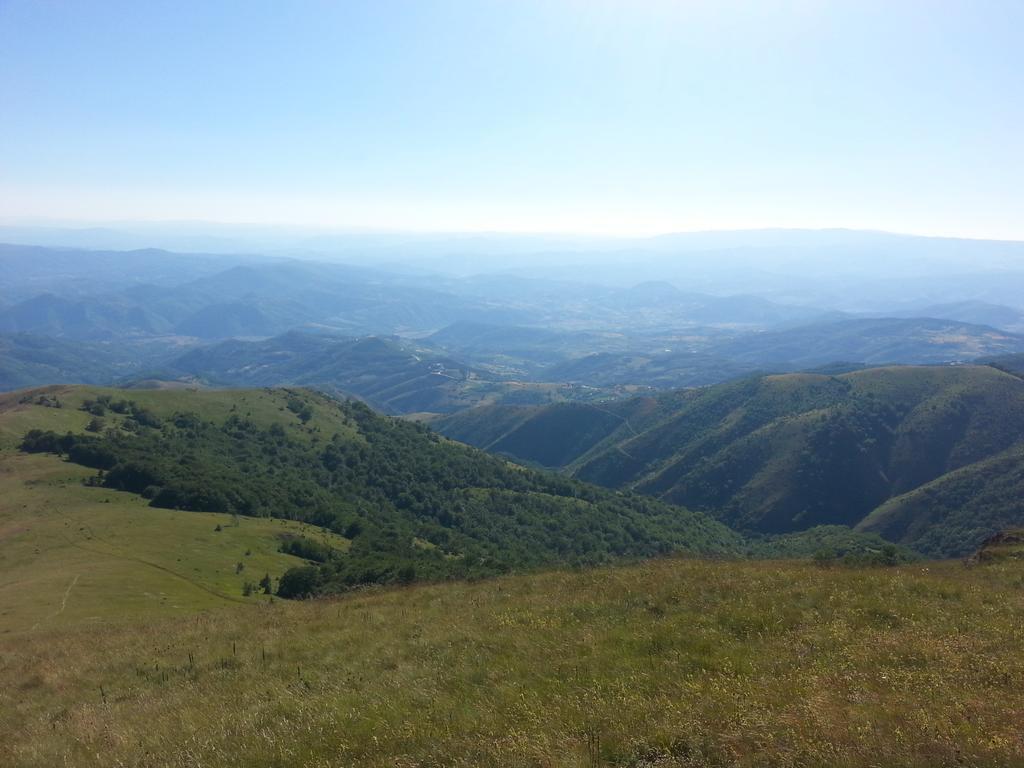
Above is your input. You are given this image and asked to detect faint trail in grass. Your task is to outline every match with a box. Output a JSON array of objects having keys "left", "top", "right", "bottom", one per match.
[
  {"left": 72, "top": 539, "right": 246, "bottom": 603},
  {"left": 30, "top": 574, "right": 80, "bottom": 631},
  {"left": 615, "top": 444, "right": 638, "bottom": 462},
  {"left": 478, "top": 412, "right": 536, "bottom": 453},
  {"left": 57, "top": 574, "right": 78, "bottom": 614},
  {"left": 58, "top": 524, "right": 246, "bottom": 604},
  {"left": 481, "top": 403, "right": 641, "bottom": 460}
]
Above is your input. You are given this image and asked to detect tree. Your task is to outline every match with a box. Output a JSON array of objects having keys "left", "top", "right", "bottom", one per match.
[
  {"left": 277, "top": 565, "right": 321, "bottom": 599},
  {"left": 259, "top": 573, "right": 273, "bottom": 595}
]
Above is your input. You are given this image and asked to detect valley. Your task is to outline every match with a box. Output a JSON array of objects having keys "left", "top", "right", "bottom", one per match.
[{"left": 3, "top": 241, "right": 1024, "bottom": 767}]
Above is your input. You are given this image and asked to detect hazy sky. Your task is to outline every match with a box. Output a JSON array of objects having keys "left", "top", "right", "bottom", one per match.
[{"left": 1, "top": 1, "right": 1021, "bottom": 237}]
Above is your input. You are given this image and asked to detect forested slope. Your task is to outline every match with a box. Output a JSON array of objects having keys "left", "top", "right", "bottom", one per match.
[
  {"left": 438, "top": 365, "right": 1024, "bottom": 556},
  {"left": 12, "top": 386, "right": 742, "bottom": 595}
]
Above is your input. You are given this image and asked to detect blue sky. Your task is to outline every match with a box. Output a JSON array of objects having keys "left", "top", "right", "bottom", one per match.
[{"left": 1, "top": 0, "right": 1021, "bottom": 237}]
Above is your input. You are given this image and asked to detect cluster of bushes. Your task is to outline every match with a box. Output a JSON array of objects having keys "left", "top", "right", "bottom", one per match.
[
  {"left": 279, "top": 535, "right": 335, "bottom": 563},
  {"left": 79, "top": 395, "right": 161, "bottom": 427},
  {"left": 242, "top": 573, "right": 274, "bottom": 597},
  {"left": 286, "top": 395, "right": 314, "bottom": 424},
  {"left": 812, "top": 543, "right": 904, "bottom": 568},
  {"left": 18, "top": 393, "right": 63, "bottom": 408},
  {"left": 748, "top": 525, "right": 916, "bottom": 565}
]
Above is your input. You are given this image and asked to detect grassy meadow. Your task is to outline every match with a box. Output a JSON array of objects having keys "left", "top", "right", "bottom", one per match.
[{"left": 2, "top": 556, "right": 1023, "bottom": 767}]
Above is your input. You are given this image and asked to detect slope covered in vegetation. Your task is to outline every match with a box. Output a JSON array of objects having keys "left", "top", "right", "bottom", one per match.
[
  {"left": 3, "top": 555, "right": 1023, "bottom": 767},
  {"left": 438, "top": 365, "right": 1024, "bottom": 556},
  {"left": 0, "top": 386, "right": 360, "bottom": 632},
  {"left": 10, "top": 385, "right": 741, "bottom": 598}
]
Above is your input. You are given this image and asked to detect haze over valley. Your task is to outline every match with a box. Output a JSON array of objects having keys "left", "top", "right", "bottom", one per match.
[{"left": 5, "top": 230, "right": 1024, "bottom": 404}]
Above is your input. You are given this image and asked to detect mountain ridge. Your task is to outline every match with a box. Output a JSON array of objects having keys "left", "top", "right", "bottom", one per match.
[{"left": 436, "top": 364, "right": 1024, "bottom": 556}]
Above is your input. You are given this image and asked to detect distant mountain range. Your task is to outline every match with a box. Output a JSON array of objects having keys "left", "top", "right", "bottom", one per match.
[
  {"left": 0, "top": 333, "right": 193, "bottom": 392},
  {"left": 0, "top": 249, "right": 528, "bottom": 341},
  {"left": 167, "top": 332, "right": 483, "bottom": 413},
  {"left": 713, "top": 317, "right": 1024, "bottom": 367},
  {"left": 5, "top": 240, "right": 1024, "bottom": 408}
]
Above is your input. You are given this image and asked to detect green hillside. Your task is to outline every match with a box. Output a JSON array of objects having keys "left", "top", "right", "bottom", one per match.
[
  {"left": 856, "top": 443, "right": 1024, "bottom": 556},
  {"left": 0, "top": 386, "right": 356, "bottom": 632},
  {"left": 438, "top": 365, "right": 1024, "bottom": 556},
  {"left": 435, "top": 389, "right": 699, "bottom": 466},
  {"left": 3, "top": 385, "right": 742, "bottom": 608}
]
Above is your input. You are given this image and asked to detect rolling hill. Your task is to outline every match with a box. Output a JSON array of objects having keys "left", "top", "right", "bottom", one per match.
[
  {"left": 0, "top": 333, "right": 194, "bottom": 391},
  {"left": 892, "top": 300, "right": 1024, "bottom": 333},
  {"left": 166, "top": 332, "right": 482, "bottom": 413},
  {"left": 0, "top": 386, "right": 355, "bottom": 633},
  {"left": 2, "top": 384, "right": 743, "bottom": 615},
  {"left": 437, "top": 364, "right": 1024, "bottom": 556},
  {"left": 714, "top": 317, "right": 1024, "bottom": 367},
  {"left": 540, "top": 349, "right": 759, "bottom": 389},
  {"left": 0, "top": 242, "right": 255, "bottom": 303},
  {"left": 982, "top": 352, "right": 1024, "bottom": 378},
  {"left": 0, "top": 292, "right": 174, "bottom": 340},
  {"left": 164, "top": 331, "right": 622, "bottom": 414}
]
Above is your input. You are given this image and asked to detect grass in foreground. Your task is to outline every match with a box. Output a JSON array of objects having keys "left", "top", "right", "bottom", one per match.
[{"left": 2, "top": 556, "right": 1023, "bottom": 767}]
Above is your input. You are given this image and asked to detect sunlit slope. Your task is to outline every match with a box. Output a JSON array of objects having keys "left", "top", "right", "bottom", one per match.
[
  {"left": 0, "top": 385, "right": 350, "bottom": 632},
  {"left": 613, "top": 367, "right": 1024, "bottom": 552},
  {"left": 438, "top": 365, "right": 1024, "bottom": 556},
  {"left": 0, "top": 384, "right": 360, "bottom": 449},
  {"left": 0, "top": 451, "right": 347, "bottom": 634},
  {"left": 2, "top": 556, "right": 1022, "bottom": 767},
  {"left": 1, "top": 384, "right": 741, "bottom": 609}
]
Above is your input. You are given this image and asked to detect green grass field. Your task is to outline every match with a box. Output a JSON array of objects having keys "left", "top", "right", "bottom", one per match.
[
  {"left": 2, "top": 556, "right": 1023, "bottom": 767},
  {"left": 0, "top": 451, "right": 348, "bottom": 633}
]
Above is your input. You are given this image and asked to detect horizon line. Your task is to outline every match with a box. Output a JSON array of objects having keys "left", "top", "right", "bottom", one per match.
[{"left": 3, "top": 217, "right": 1024, "bottom": 245}]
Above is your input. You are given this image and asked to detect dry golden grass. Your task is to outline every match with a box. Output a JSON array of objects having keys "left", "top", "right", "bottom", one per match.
[{"left": 2, "top": 556, "right": 1023, "bottom": 767}]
